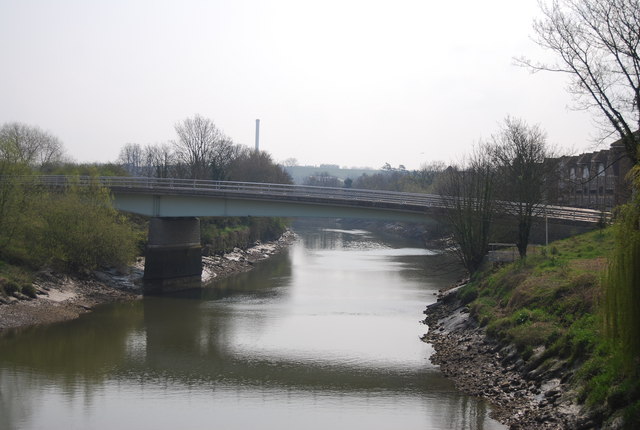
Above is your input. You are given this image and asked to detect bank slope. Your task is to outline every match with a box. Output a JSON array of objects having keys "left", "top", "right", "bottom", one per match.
[{"left": 424, "top": 228, "right": 640, "bottom": 429}]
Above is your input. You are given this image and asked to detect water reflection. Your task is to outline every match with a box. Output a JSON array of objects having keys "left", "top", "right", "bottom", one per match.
[{"left": 0, "top": 222, "right": 505, "bottom": 430}]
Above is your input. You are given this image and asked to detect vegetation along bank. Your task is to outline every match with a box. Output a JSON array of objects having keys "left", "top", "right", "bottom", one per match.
[{"left": 423, "top": 228, "right": 640, "bottom": 429}]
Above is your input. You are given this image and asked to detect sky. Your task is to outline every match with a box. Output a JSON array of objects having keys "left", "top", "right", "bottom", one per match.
[{"left": 0, "top": 0, "right": 604, "bottom": 170}]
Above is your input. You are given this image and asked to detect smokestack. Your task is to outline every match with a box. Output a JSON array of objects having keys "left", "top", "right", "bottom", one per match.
[{"left": 255, "top": 119, "right": 260, "bottom": 152}]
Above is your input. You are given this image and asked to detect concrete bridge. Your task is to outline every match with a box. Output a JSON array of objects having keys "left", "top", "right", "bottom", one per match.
[
  {"left": 33, "top": 175, "right": 609, "bottom": 291},
  {"left": 38, "top": 175, "right": 606, "bottom": 223}
]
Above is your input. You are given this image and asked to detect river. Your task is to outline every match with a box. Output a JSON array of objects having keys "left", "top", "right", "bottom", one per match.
[{"left": 0, "top": 221, "right": 505, "bottom": 430}]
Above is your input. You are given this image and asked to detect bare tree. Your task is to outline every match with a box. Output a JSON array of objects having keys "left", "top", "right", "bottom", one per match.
[
  {"left": 173, "top": 114, "right": 238, "bottom": 179},
  {"left": 436, "top": 145, "right": 497, "bottom": 274},
  {"left": 142, "top": 143, "right": 175, "bottom": 178},
  {"left": 208, "top": 136, "right": 242, "bottom": 181},
  {"left": 282, "top": 157, "right": 299, "bottom": 167},
  {"left": 117, "top": 143, "right": 143, "bottom": 176},
  {"left": 490, "top": 117, "right": 558, "bottom": 257},
  {"left": 517, "top": 0, "right": 640, "bottom": 162},
  {"left": 0, "top": 122, "right": 64, "bottom": 166}
]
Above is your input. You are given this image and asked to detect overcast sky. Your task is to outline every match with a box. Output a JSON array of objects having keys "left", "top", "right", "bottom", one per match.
[{"left": 1, "top": 0, "right": 604, "bottom": 170}]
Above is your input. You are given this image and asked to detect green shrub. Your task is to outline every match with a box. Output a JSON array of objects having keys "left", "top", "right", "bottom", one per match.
[
  {"left": 25, "top": 182, "right": 137, "bottom": 271},
  {"left": 623, "top": 400, "right": 640, "bottom": 428},
  {"left": 3, "top": 280, "right": 19, "bottom": 295},
  {"left": 458, "top": 284, "right": 478, "bottom": 304},
  {"left": 470, "top": 296, "right": 498, "bottom": 326},
  {"left": 21, "top": 283, "right": 37, "bottom": 298}
]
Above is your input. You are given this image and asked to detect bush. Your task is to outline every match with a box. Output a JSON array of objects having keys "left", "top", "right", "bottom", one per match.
[
  {"left": 458, "top": 284, "right": 478, "bottom": 304},
  {"left": 21, "top": 283, "right": 36, "bottom": 298},
  {"left": 30, "top": 182, "right": 137, "bottom": 271},
  {"left": 3, "top": 280, "right": 19, "bottom": 295}
]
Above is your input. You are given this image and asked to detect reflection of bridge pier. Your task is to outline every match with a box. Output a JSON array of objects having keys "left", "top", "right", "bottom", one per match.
[{"left": 143, "top": 217, "right": 202, "bottom": 294}]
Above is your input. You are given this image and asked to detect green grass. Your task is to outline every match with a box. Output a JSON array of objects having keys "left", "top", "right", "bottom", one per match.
[
  {"left": 458, "top": 227, "right": 640, "bottom": 425},
  {"left": 0, "top": 261, "right": 35, "bottom": 298}
]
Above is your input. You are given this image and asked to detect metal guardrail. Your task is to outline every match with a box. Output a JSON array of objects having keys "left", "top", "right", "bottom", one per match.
[{"left": 6, "top": 175, "right": 609, "bottom": 224}]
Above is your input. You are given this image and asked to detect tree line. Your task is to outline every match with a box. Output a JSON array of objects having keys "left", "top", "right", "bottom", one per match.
[{"left": 117, "top": 114, "right": 291, "bottom": 184}]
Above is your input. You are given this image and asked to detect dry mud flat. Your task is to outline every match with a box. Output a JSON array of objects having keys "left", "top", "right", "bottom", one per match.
[
  {"left": 0, "top": 231, "right": 297, "bottom": 332},
  {"left": 422, "top": 287, "right": 596, "bottom": 430}
]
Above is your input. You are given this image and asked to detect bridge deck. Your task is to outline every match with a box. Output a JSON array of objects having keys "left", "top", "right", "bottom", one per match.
[{"left": 19, "top": 175, "right": 608, "bottom": 225}]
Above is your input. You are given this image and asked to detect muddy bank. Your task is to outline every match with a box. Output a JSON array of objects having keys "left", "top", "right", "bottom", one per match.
[
  {"left": 422, "top": 287, "right": 595, "bottom": 429},
  {"left": 201, "top": 230, "right": 296, "bottom": 283},
  {"left": 0, "top": 231, "right": 297, "bottom": 332},
  {"left": 0, "top": 268, "right": 142, "bottom": 331}
]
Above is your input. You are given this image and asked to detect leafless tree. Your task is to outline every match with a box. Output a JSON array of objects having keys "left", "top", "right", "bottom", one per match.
[
  {"left": 117, "top": 143, "right": 144, "bottom": 176},
  {"left": 436, "top": 145, "right": 498, "bottom": 274},
  {"left": 282, "top": 157, "right": 299, "bottom": 167},
  {"left": 208, "top": 136, "right": 243, "bottom": 181},
  {"left": 141, "top": 143, "right": 175, "bottom": 178},
  {"left": 517, "top": 0, "right": 640, "bottom": 162},
  {"left": 0, "top": 122, "right": 64, "bottom": 167},
  {"left": 173, "top": 114, "right": 239, "bottom": 179},
  {"left": 489, "top": 117, "right": 558, "bottom": 257}
]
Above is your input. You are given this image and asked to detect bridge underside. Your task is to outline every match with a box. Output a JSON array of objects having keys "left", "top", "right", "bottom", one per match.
[{"left": 114, "top": 193, "right": 439, "bottom": 225}]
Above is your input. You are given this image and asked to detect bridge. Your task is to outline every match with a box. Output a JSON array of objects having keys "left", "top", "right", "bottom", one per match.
[
  {"left": 28, "top": 176, "right": 608, "bottom": 292},
  {"left": 34, "top": 175, "right": 607, "bottom": 224}
]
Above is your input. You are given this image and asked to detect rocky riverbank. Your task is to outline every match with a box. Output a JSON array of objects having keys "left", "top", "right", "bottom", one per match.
[
  {"left": 0, "top": 231, "right": 297, "bottom": 332},
  {"left": 422, "top": 286, "right": 595, "bottom": 429},
  {"left": 201, "top": 230, "right": 296, "bottom": 282}
]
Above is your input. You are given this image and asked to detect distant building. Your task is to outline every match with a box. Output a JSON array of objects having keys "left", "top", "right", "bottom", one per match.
[{"left": 550, "top": 137, "right": 633, "bottom": 210}]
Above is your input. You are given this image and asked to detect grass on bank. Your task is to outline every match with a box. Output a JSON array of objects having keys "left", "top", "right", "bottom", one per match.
[{"left": 457, "top": 228, "right": 640, "bottom": 425}]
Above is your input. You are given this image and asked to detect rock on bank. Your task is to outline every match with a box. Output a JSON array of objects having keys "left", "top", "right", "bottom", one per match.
[{"left": 422, "top": 287, "right": 592, "bottom": 429}]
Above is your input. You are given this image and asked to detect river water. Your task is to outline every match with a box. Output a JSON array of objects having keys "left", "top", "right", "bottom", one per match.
[{"left": 0, "top": 221, "right": 505, "bottom": 430}]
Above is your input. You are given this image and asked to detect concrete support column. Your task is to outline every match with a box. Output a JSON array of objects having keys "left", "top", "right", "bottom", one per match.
[{"left": 144, "top": 217, "right": 202, "bottom": 293}]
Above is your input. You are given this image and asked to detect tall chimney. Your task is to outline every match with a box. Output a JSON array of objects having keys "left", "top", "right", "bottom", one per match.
[{"left": 255, "top": 119, "right": 260, "bottom": 152}]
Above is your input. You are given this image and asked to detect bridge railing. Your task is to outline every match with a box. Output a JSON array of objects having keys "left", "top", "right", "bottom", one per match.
[
  {"left": 5, "top": 175, "right": 609, "bottom": 224},
  {"left": 92, "top": 175, "right": 449, "bottom": 207}
]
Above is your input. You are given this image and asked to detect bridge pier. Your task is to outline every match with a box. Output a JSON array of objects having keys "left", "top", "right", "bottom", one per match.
[{"left": 143, "top": 217, "right": 202, "bottom": 294}]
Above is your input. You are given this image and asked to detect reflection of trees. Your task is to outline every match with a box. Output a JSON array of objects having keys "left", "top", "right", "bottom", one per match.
[
  {"left": 0, "top": 302, "right": 143, "bottom": 383},
  {"left": 0, "top": 302, "right": 144, "bottom": 429},
  {"left": 200, "top": 250, "right": 293, "bottom": 300},
  {"left": 0, "top": 370, "right": 33, "bottom": 430}
]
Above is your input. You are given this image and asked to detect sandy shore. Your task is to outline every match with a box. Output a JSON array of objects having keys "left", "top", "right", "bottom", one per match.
[{"left": 0, "top": 231, "right": 297, "bottom": 332}]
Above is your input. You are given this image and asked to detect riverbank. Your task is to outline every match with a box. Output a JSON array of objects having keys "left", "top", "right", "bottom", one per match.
[
  {"left": 420, "top": 227, "right": 640, "bottom": 429},
  {"left": 201, "top": 230, "right": 296, "bottom": 282},
  {"left": 0, "top": 230, "right": 297, "bottom": 332},
  {"left": 422, "top": 287, "right": 588, "bottom": 429}
]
